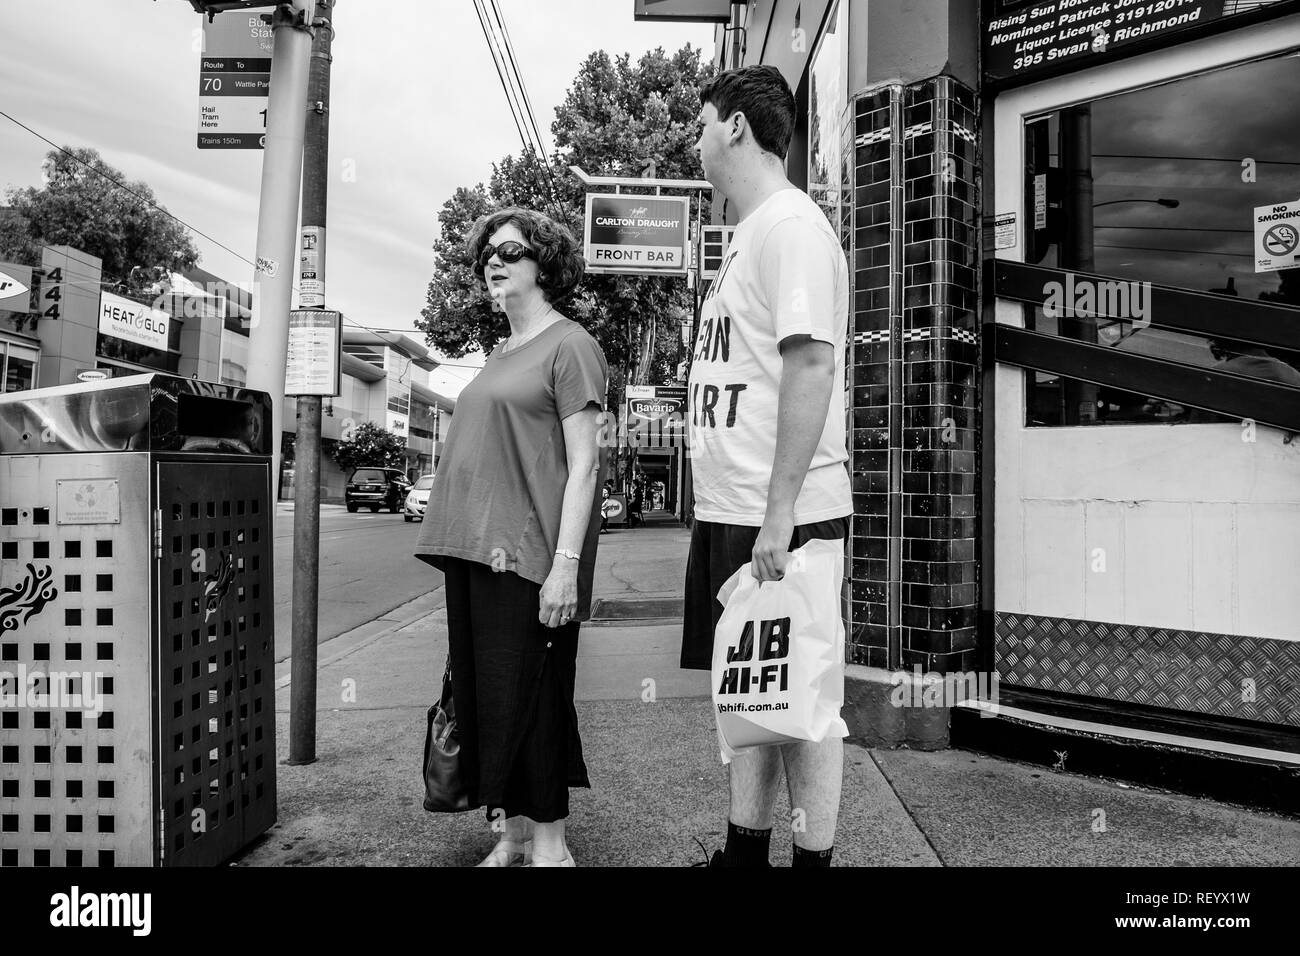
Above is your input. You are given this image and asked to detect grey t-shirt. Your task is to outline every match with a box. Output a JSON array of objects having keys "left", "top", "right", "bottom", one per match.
[{"left": 414, "top": 318, "right": 609, "bottom": 620}]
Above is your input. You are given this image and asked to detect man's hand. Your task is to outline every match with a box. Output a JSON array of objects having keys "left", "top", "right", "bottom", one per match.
[
  {"left": 752, "top": 509, "right": 795, "bottom": 582},
  {"left": 539, "top": 561, "right": 579, "bottom": 628}
]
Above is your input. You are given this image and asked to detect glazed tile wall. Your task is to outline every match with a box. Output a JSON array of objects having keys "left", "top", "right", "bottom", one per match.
[{"left": 844, "top": 76, "right": 981, "bottom": 674}]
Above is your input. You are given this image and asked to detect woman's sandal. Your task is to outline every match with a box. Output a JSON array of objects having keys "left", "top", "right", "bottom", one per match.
[
  {"left": 475, "top": 839, "right": 532, "bottom": 867},
  {"left": 529, "top": 849, "right": 575, "bottom": 867}
]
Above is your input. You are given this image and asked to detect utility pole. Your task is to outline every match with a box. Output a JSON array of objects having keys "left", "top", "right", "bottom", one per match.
[
  {"left": 288, "top": 0, "right": 333, "bottom": 765},
  {"left": 246, "top": 0, "right": 313, "bottom": 502}
]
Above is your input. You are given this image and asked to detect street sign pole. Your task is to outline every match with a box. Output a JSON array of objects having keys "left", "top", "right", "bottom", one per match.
[
  {"left": 288, "top": 0, "right": 334, "bottom": 766},
  {"left": 245, "top": 0, "right": 312, "bottom": 507}
]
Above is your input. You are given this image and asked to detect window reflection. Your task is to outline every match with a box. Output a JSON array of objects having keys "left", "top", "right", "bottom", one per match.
[
  {"left": 809, "top": 0, "right": 847, "bottom": 231},
  {"left": 95, "top": 333, "right": 181, "bottom": 374},
  {"left": 2, "top": 344, "right": 37, "bottom": 393},
  {"left": 1022, "top": 52, "right": 1300, "bottom": 425}
]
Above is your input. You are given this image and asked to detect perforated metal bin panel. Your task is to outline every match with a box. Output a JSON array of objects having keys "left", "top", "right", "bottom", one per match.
[
  {"left": 1, "top": 453, "right": 154, "bottom": 867},
  {"left": 1, "top": 453, "right": 277, "bottom": 867},
  {"left": 153, "top": 457, "right": 276, "bottom": 865}
]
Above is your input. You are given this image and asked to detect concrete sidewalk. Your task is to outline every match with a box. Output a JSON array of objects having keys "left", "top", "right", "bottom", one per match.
[{"left": 239, "top": 520, "right": 1300, "bottom": 867}]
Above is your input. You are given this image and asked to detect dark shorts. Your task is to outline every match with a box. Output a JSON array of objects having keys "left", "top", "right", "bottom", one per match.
[{"left": 680, "top": 516, "right": 850, "bottom": 671}]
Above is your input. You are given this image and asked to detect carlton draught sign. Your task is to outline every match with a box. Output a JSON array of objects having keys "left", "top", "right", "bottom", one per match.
[{"left": 584, "top": 194, "right": 690, "bottom": 276}]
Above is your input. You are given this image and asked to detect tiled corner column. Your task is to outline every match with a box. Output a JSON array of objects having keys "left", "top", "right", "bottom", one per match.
[{"left": 844, "top": 76, "right": 980, "bottom": 675}]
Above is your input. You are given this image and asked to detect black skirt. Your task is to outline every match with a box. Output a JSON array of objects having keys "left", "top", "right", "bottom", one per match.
[{"left": 442, "top": 557, "right": 590, "bottom": 823}]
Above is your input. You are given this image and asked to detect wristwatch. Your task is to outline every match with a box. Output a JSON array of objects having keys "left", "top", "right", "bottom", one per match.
[{"left": 555, "top": 548, "right": 581, "bottom": 561}]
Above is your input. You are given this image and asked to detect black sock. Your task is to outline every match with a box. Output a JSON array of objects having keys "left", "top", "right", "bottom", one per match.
[
  {"left": 792, "top": 844, "right": 834, "bottom": 867},
  {"left": 722, "top": 821, "right": 771, "bottom": 867}
]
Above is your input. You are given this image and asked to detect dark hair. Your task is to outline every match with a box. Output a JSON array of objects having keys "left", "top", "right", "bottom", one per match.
[
  {"left": 699, "top": 65, "right": 796, "bottom": 159},
  {"left": 466, "top": 207, "right": 585, "bottom": 303}
]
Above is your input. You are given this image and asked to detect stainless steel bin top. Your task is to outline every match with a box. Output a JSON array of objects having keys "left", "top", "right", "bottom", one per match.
[{"left": 0, "top": 373, "right": 271, "bottom": 456}]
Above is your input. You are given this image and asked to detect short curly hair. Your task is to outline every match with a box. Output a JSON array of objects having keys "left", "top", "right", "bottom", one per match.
[{"left": 466, "top": 207, "right": 585, "bottom": 303}]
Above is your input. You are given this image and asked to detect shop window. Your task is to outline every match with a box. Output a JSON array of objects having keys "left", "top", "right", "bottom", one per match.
[
  {"left": 96, "top": 334, "right": 181, "bottom": 374},
  {"left": 1, "top": 342, "right": 38, "bottom": 393},
  {"left": 808, "top": 0, "right": 849, "bottom": 232},
  {"left": 1021, "top": 53, "right": 1300, "bottom": 426}
]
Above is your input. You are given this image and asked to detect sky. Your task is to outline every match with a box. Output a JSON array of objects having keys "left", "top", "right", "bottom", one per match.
[{"left": 0, "top": 1, "right": 714, "bottom": 396}]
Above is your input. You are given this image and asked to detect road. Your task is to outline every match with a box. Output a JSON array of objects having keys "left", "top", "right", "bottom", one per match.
[{"left": 270, "top": 503, "right": 442, "bottom": 663}]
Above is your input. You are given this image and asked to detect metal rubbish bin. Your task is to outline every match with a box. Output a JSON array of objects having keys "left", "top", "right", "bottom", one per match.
[{"left": 0, "top": 373, "right": 276, "bottom": 866}]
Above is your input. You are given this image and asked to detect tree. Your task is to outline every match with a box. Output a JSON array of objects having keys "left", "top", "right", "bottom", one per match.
[
  {"left": 418, "top": 46, "right": 714, "bottom": 399},
  {"left": 0, "top": 147, "right": 200, "bottom": 283},
  {"left": 332, "top": 421, "right": 407, "bottom": 472}
]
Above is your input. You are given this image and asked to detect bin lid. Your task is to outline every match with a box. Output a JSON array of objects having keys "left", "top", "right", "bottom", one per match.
[{"left": 0, "top": 372, "right": 272, "bottom": 456}]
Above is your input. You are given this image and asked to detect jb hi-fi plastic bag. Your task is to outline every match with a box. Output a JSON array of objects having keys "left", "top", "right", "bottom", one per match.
[{"left": 711, "top": 537, "right": 850, "bottom": 764}]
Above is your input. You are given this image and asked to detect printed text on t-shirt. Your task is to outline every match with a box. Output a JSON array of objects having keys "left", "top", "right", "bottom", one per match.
[{"left": 693, "top": 249, "right": 748, "bottom": 430}]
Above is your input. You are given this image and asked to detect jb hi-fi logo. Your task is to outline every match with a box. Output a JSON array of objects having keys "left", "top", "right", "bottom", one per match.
[{"left": 717, "top": 616, "right": 790, "bottom": 696}]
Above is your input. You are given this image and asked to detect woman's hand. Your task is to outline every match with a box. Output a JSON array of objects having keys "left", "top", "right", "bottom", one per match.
[{"left": 539, "top": 560, "right": 580, "bottom": 628}]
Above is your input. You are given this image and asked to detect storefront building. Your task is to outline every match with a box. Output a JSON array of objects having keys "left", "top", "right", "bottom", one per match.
[
  {"left": 637, "top": 0, "right": 1300, "bottom": 809},
  {"left": 0, "top": 244, "right": 454, "bottom": 505}
]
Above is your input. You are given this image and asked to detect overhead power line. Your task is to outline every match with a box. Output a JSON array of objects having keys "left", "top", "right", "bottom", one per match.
[
  {"left": 487, "top": 0, "right": 560, "bottom": 210},
  {"left": 0, "top": 107, "right": 260, "bottom": 270},
  {"left": 471, "top": 0, "right": 562, "bottom": 221}
]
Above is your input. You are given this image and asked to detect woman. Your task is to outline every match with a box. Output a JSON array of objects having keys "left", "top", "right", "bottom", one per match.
[{"left": 414, "top": 207, "right": 608, "bottom": 867}]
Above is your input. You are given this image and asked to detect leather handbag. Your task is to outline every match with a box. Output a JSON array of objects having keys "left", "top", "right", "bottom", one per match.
[{"left": 422, "top": 659, "right": 471, "bottom": 812}]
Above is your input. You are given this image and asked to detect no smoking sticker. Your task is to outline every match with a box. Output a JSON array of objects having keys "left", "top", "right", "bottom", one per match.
[{"left": 1254, "top": 200, "right": 1300, "bottom": 274}]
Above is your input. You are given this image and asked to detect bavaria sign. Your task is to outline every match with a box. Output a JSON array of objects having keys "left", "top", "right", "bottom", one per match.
[{"left": 624, "top": 385, "right": 687, "bottom": 452}]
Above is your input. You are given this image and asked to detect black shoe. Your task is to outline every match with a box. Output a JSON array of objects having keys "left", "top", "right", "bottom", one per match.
[{"left": 688, "top": 839, "right": 725, "bottom": 867}]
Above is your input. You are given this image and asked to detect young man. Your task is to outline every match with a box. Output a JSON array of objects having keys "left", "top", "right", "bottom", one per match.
[{"left": 683, "top": 65, "right": 852, "bottom": 867}]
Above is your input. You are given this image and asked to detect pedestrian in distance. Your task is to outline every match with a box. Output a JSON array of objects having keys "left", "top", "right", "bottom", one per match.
[
  {"left": 414, "top": 207, "right": 609, "bottom": 867},
  {"left": 682, "top": 64, "right": 853, "bottom": 867},
  {"left": 600, "top": 483, "right": 613, "bottom": 533}
]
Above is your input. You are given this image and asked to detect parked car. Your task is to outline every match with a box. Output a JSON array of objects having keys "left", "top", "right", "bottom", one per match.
[
  {"left": 345, "top": 467, "right": 410, "bottom": 513},
  {"left": 404, "top": 474, "right": 434, "bottom": 522}
]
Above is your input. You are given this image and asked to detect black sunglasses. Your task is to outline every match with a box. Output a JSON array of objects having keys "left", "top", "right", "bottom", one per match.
[{"left": 478, "top": 241, "right": 537, "bottom": 270}]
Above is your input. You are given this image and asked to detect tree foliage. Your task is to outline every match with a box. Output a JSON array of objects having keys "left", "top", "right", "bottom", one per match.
[
  {"left": 418, "top": 46, "right": 714, "bottom": 397},
  {"left": 0, "top": 147, "right": 200, "bottom": 282},
  {"left": 332, "top": 420, "right": 407, "bottom": 472}
]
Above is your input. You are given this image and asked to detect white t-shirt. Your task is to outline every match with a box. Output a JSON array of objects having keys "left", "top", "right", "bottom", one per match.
[{"left": 688, "top": 186, "right": 852, "bottom": 526}]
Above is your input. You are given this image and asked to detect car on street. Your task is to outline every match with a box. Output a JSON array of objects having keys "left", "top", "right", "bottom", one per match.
[
  {"left": 345, "top": 467, "right": 410, "bottom": 513},
  {"left": 404, "top": 474, "right": 434, "bottom": 522}
]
